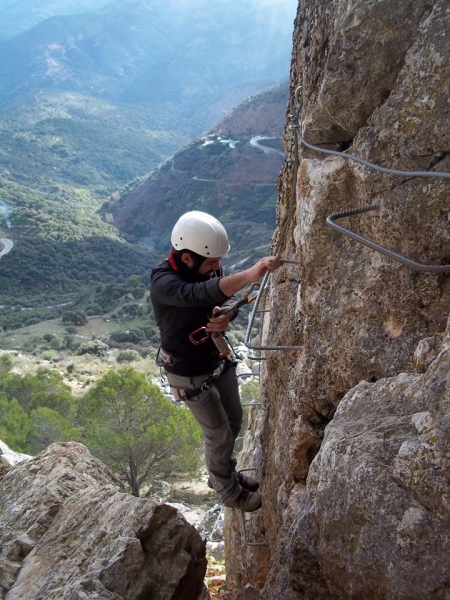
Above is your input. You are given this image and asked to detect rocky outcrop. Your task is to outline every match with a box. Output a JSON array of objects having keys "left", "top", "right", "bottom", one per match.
[
  {"left": 0, "top": 442, "right": 207, "bottom": 600},
  {"left": 271, "top": 334, "right": 450, "bottom": 599},
  {"left": 225, "top": 0, "right": 450, "bottom": 597}
]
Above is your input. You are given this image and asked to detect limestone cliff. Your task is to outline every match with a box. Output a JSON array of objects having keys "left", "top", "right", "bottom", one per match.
[{"left": 225, "top": 1, "right": 450, "bottom": 598}]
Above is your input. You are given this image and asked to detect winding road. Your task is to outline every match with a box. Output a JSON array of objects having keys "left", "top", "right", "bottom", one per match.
[
  {"left": 0, "top": 238, "right": 13, "bottom": 259},
  {"left": 249, "top": 136, "right": 285, "bottom": 158}
]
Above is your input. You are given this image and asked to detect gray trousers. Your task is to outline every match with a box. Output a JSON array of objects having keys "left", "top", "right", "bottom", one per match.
[{"left": 166, "top": 365, "right": 243, "bottom": 504}]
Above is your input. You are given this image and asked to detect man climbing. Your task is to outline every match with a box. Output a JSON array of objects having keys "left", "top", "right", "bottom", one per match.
[{"left": 150, "top": 211, "right": 282, "bottom": 512}]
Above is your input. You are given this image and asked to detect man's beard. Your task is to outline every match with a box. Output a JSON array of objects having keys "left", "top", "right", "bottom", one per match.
[
  {"left": 176, "top": 259, "right": 210, "bottom": 282},
  {"left": 181, "top": 263, "right": 211, "bottom": 282}
]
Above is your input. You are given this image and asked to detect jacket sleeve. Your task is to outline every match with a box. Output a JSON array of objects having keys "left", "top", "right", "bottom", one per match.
[
  {"left": 151, "top": 269, "right": 230, "bottom": 308},
  {"left": 218, "top": 266, "right": 239, "bottom": 320}
]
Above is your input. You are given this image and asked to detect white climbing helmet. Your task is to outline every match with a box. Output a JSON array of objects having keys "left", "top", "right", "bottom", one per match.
[{"left": 171, "top": 211, "right": 230, "bottom": 258}]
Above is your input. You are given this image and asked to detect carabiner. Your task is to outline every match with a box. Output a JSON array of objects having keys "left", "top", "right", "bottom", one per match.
[
  {"left": 243, "top": 281, "right": 261, "bottom": 305},
  {"left": 189, "top": 327, "right": 210, "bottom": 345}
]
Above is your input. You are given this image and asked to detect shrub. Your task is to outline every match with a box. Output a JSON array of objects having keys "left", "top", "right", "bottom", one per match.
[
  {"left": 116, "top": 349, "right": 141, "bottom": 363},
  {"left": 41, "top": 350, "right": 59, "bottom": 360},
  {"left": 62, "top": 311, "right": 88, "bottom": 326},
  {"left": 24, "top": 317, "right": 41, "bottom": 327},
  {"left": 110, "top": 329, "right": 144, "bottom": 344},
  {"left": 77, "top": 340, "right": 109, "bottom": 357}
]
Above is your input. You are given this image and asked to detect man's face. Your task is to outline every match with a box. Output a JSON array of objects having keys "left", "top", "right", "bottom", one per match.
[
  {"left": 197, "top": 257, "right": 221, "bottom": 276},
  {"left": 181, "top": 253, "right": 221, "bottom": 277}
]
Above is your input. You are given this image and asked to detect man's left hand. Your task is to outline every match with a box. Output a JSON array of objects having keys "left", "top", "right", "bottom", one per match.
[{"left": 206, "top": 306, "right": 232, "bottom": 332}]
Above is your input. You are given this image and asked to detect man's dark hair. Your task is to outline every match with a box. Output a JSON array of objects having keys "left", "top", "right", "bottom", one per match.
[
  {"left": 173, "top": 248, "right": 206, "bottom": 268},
  {"left": 171, "top": 247, "right": 208, "bottom": 281}
]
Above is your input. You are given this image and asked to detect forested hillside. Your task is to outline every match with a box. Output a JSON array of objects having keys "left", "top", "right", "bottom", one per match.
[
  {"left": 0, "top": 0, "right": 295, "bottom": 333},
  {"left": 0, "top": 0, "right": 294, "bottom": 131},
  {"left": 0, "top": 83, "right": 289, "bottom": 331},
  {"left": 110, "top": 84, "right": 288, "bottom": 265}
]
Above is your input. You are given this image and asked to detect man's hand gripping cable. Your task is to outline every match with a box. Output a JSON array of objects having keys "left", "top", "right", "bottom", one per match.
[{"left": 189, "top": 282, "right": 261, "bottom": 356}]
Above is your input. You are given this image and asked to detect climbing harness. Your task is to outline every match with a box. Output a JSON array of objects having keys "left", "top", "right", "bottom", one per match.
[
  {"left": 190, "top": 282, "right": 261, "bottom": 356},
  {"left": 168, "top": 357, "right": 235, "bottom": 402}
]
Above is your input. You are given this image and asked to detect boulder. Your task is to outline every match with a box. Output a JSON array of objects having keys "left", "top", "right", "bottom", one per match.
[
  {"left": 0, "top": 442, "right": 207, "bottom": 600},
  {"left": 279, "top": 342, "right": 450, "bottom": 599}
]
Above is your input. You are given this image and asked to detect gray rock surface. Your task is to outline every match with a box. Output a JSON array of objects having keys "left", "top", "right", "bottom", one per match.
[
  {"left": 0, "top": 442, "right": 207, "bottom": 599},
  {"left": 283, "top": 342, "right": 450, "bottom": 599}
]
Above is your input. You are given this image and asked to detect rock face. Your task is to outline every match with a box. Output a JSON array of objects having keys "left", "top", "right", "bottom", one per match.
[
  {"left": 0, "top": 442, "right": 207, "bottom": 600},
  {"left": 225, "top": 0, "right": 450, "bottom": 597}
]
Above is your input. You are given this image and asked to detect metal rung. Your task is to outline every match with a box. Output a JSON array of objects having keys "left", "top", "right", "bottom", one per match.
[
  {"left": 238, "top": 512, "right": 269, "bottom": 547},
  {"left": 326, "top": 205, "right": 450, "bottom": 273},
  {"left": 247, "top": 354, "right": 267, "bottom": 360},
  {"left": 241, "top": 402, "right": 264, "bottom": 407},
  {"left": 244, "top": 271, "right": 304, "bottom": 352},
  {"left": 237, "top": 468, "right": 269, "bottom": 547}
]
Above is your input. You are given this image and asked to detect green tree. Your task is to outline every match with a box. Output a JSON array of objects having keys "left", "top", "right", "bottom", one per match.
[
  {"left": 26, "top": 407, "right": 81, "bottom": 454},
  {"left": 124, "top": 275, "right": 142, "bottom": 290},
  {"left": 240, "top": 379, "right": 261, "bottom": 404},
  {"left": 62, "top": 310, "right": 88, "bottom": 325},
  {"left": 0, "top": 369, "right": 75, "bottom": 417},
  {"left": 0, "top": 396, "right": 31, "bottom": 452},
  {"left": 78, "top": 368, "right": 202, "bottom": 497}
]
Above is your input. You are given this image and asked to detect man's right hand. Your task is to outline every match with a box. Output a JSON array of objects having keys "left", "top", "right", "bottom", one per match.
[
  {"left": 246, "top": 256, "right": 283, "bottom": 281},
  {"left": 219, "top": 255, "right": 285, "bottom": 297}
]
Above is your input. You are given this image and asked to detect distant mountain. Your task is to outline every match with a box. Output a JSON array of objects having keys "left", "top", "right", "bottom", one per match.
[
  {"left": 109, "top": 83, "right": 288, "bottom": 264},
  {"left": 0, "top": 0, "right": 296, "bottom": 132},
  {"left": 0, "top": 1, "right": 295, "bottom": 330},
  {"left": 0, "top": 0, "right": 111, "bottom": 41}
]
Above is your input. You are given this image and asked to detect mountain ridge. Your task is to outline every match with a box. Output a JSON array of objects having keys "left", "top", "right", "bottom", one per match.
[
  {"left": 0, "top": 0, "right": 295, "bottom": 133},
  {"left": 109, "top": 83, "right": 289, "bottom": 263}
]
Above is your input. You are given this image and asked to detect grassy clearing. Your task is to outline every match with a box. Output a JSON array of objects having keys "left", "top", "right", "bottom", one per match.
[{"left": 0, "top": 310, "right": 161, "bottom": 394}]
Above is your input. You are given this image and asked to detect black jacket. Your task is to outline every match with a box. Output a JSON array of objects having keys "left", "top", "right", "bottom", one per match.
[{"left": 150, "top": 259, "right": 237, "bottom": 375}]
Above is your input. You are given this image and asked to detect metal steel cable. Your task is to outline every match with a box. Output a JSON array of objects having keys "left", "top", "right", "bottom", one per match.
[
  {"left": 246, "top": 82, "right": 450, "bottom": 352},
  {"left": 295, "top": 130, "right": 450, "bottom": 179},
  {"left": 243, "top": 114, "right": 304, "bottom": 352},
  {"left": 290, "top": 85, "right": 450, "bottom": 273},
  {"left": 290, "top": 85, "right": 450, "bottom": 179},
  {"left": 327, "top": 205, "right": 450, "bottom": 273}
]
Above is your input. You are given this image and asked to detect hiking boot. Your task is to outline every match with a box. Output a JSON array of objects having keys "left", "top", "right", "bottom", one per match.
[
  {"left": 238, "top": 472, "right": 260, "bottom": 492},
  {"left": 224, "top": 488, "right": 262, "bottom": 512}
]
